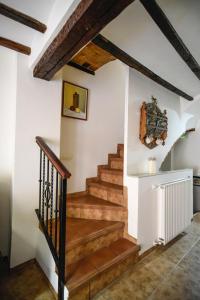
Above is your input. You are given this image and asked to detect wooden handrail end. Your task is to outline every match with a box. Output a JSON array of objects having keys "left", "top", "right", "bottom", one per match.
[{"left": 35, "top": 136, "right": 71, "bottom": 179}]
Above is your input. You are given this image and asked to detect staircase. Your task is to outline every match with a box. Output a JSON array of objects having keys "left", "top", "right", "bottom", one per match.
[
  {"left": 35, "top": 138, "right": 139, "bottom": 300},
  {"left": 66, "top": 144, "right": 140, "bottom": 299}
]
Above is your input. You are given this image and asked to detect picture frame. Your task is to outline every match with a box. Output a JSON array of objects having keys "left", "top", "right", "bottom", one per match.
[{"left": 62, "top": 81, "right": 88, "bottom": 120}]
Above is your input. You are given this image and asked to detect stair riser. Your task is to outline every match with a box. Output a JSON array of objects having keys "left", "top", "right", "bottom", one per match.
[
  {"left": 67, "top": 228, "right": 123, "bottom": 265},
  {"left": 67, "top": 207, "right": 127, "bottom": 222},
  {"left": 88, "top": 186, "right": 124, "bottom": 206},
  {"left": 91, "top": 254, "right": 138, "bottom": 298},
  {"left": 119, "top": 149, "right": 124, "bottom": 158},
  {"left": 69, "top": 253, "right": 139, "bottom": 300},
  {"left": 100, "top": 172, "right": 123, "bottom": 186},
  {"left": 110, "top": 159, "right": 123, "bottom": 170}
]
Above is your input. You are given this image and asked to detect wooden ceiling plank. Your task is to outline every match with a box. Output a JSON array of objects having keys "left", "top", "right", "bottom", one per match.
[
  {"left": 0, "top": 2, "right": 47, "bottom": 33},
  {"left": 70, "top": 42, "right": 116, "bottom": 72},
  {"left": 0, "top": 36, "right": 31, "bottom": 55},
  {"left": 33, "top": 0, "right": 135, "bottom": 80},
  {"left": 140, "top": 0, "right": 200, "bottom": 80},
  {"left": 93, "top": 34, "right": 193, "bottom": 101}
]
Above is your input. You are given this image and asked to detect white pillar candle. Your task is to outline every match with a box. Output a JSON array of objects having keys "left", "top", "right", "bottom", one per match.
[{"left": 148, "top": 157, "right": 157, "bottom": 174}]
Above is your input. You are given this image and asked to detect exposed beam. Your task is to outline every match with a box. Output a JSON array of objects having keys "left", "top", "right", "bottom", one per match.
[
  {"left": 186, "top": 128, "right": 195, "bottom": 133},
  {"left": 33, "top": 0, "right": 135, "bottom": 80},
  {"left": 0, "top": 36, "right": 31, "bottom": 55},
  {"left": 93, "top": 35, "right": 193, "bottom": 101},
  {"left": 140, "top": 0, "right": 200, "bottom": 81},
  {"left": 67, "top": 61, "right": 95, "bottom": 75},
  {"left": 0, "top": 2, "right": 47, "bottom": 33}
]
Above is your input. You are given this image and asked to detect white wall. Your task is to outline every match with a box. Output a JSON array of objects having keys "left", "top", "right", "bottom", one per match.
[
  {"left": 0, "top": 47, "right": 17, "bottom": 256},
  {"left": 173, "top": 130, "right": 200, "bottom": 174},
  {"left": 10, "top": 54, "right": 62, "bottom": 267},
  {"left": 125, "top": 68, "right": 191, "bottom": 176},
  {"left": 123, "top": 68, "right": 195, "bottom": 251},
  {"left": 60, "top": 61, "right": 126, "bottom": 193},
  {"left": 36, "top": 231, "right": 69, "bottom": 299}
]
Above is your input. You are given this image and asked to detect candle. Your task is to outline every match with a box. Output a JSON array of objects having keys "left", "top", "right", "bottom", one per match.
[{"left": 148, "top": 157, "right": 157, "bottom": 174}]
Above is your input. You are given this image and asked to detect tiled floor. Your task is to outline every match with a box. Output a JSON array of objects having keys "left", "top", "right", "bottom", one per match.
[
  {"left": 0, "top": 260, "right": 56, "bottom": 300},
  {"left": 1, "top": 215, "right": 200, "bottom": 300},
  {"left": 94, "top": 213, "right": 200, "bottom": 300}
]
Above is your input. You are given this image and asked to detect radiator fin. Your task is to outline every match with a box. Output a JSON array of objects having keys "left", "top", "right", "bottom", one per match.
[{"left": 158, "top": 179, "right": 192, "bottom": 245}]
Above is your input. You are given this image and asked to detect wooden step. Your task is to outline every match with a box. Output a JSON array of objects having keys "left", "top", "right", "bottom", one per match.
[
  {"left": 67, "top": 195, "right": 127, "bottom": 222},
  {"left": 99, "top": 167, "right": 123, "bottom": 186},
  {"left": 67, "top": 238, "right": 140, "bottom": 299},
  {"left": 87, "top": 180, "right": 124, "bottom": 206},
  {"left": 109, "top": 156, "right": 123, "bottom": 170},
  {"left": 67, "top": 218, "right": 124, "bottom": 264},
  {"left": 117, "top": 144, "right": 124, "bottom": 158},
  {"left": 49, "top": 218, "right": 124, "bottom": 265}
]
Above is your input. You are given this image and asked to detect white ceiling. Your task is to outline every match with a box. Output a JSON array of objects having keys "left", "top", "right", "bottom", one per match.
[
  {"left": 101, "top": 0, "right": 200, "bottom": 98},
  {"left": 0, "top": 0, "right": 55, "bottom": 47}
]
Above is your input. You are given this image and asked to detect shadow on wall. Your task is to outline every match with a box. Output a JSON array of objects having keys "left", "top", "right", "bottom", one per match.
[
  {"left": 0, "top": 175, "right": 12, "bottom": 257},
  {"left": 172, "top": 128, "right": 200, "bottom": 175},
  {"left": 160, "top": 127, "right": 196, "bottom": 172}
]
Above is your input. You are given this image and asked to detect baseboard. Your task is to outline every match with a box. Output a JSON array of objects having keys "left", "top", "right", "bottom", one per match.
[
  {"left": 138, "top": 245, "right": 157, "bottom": 261},
  {"left": 123, "top": 231, "right": 137, "bottom": 244},
  {"left": 35, "top": 259, "right": 57, "bottom": 299},
  {"left": 10, "top": 258, "right": 36, "bottom": 273}
]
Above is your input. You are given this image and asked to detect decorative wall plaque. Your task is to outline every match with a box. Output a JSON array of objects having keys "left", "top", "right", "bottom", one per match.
[{"left": 139, "top": 96, "right": 168, "bottom": 149}]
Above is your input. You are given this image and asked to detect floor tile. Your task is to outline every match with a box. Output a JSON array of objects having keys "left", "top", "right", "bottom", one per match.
[
  {"left": 94, "top": 214, "right": 200, "bottom": 300},
  {"left": 151, "top": 266, "right": 200, "bottom": 300},
  {"left": 0, "top": 261, "right": 56, "bottom": 300}
]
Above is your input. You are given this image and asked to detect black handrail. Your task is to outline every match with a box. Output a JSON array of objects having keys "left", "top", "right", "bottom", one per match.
[
  {"left": 36, "top": 136, "right": 71, "bottom": 178},
  {"left": 35, "top": 136, "right": 71, "bottom": 300}
]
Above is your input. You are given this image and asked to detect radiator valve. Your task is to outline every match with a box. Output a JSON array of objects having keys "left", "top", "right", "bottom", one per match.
[{"left": 154, "top": 238, "right": 164, "bottom": 246}]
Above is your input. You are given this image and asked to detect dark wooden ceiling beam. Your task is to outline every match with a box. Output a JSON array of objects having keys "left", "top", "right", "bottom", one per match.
[
  {"left": 0, "top": 36, "right": 31, "bottom": 55},
  {"left": 67, "top": 61, "right": 95, "bottom": 75},
  {"left": 0, "top": 2, "right": 47, "bottom": 33},
  {"left": 93, "top": 35, "right": 193, "bottom": 101},
  {"left": 140, "top": 0, "right": 200, "bottom": 81},
  {"left": 33, "top": 0, "right": 135, "bottom": 80}
]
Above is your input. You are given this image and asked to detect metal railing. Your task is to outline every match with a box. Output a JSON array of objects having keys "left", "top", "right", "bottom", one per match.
[{"left": 35, "top": 136, "right": 71, "bottom": 300}]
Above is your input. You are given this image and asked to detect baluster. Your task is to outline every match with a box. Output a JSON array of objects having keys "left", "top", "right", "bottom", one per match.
[
  {"left": 42, "top": 152, "right": 46, "bottom": 222},
  {"left": 39, "top": 149, "right": 42, "bottom": 216},
  {"left": 46, "top": 159, "right": 50, "bottom": 230},
  {"left": 36, "top": 136, "right": 70, "bottom": 300},
  {"left": 58, "top": 178, "right": 67, "bottom": 300},
  {"left": 50, "top": 164, "right": 54, "bottom": 239},
  {"left": 55, "top": 172, "right": 59, "bottom": 252}
]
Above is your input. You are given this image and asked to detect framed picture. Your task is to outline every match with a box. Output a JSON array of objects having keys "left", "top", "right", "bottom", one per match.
[{"left": 62, "top": 81, "right": 88, "bottom": 120}]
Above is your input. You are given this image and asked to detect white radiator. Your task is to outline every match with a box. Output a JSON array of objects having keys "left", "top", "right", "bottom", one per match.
[{"left": 156, "top": 178, "right": 193, "bottom": 245}]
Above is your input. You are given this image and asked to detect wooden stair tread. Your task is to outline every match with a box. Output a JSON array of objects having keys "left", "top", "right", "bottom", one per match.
[
  {"left": 67, "top": 195, "right": 125, "bottom": 209},
  {"left": 66, "top": 218, "right": 124, "bottom": 250},
  {"left": 66, "top": 238, "right": 139, "bottom": 291},
  {"left": 99, "top": 167, "right": 123, "bottom": 175},
  {"left": 88, "top": 180, "right": 123, "bottom": 193}
]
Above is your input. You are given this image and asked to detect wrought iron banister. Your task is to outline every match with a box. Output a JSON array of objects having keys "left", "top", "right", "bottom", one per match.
[
  {"left": 35, "top": 136, "right": 71, "bottom": 300},
  {"left": 36, "top": 136, "right": 71, "bottom": 179}
]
